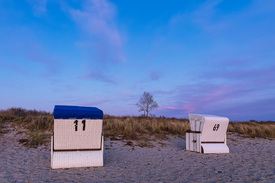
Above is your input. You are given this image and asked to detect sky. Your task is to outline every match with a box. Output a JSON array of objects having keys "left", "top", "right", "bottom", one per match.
[{"left": 0, "top": 0, "right": 274, "bottom": 121}]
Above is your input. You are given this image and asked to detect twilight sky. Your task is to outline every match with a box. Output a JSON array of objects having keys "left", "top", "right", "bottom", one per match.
[{"left": 0, "top": 0, "right": 274, "bottom": 121}]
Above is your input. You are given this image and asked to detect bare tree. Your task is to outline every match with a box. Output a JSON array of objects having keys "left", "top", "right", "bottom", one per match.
[{"left": 136, "top": 92, "right": 158, "bottom": 117}]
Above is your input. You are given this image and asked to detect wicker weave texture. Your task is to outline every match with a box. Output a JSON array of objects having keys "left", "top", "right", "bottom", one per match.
[
  {"left": 54, "top": 119, "right": 102, "bottom": 150},
  {"left": 51, "top": 136, "right": 104, "bottom": 169},
  {"left": 188, "top": 114, "right": 229, "bottom": 142},
  {"left": 186, "top": 132, "right": 201, "bottom": 152},
  {"left": 201, "top": 143, "right": 229, "bottom": 153}
]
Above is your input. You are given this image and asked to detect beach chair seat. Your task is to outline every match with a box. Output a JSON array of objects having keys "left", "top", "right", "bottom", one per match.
[
  {"left": 186, "top": 114, "right": 230, "bottom": 153},
  {"left": 51, "top": 105, "right": 104, "bottom": 169}
]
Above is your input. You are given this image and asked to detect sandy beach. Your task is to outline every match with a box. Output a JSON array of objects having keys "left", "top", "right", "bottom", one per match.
[{"left": 0, "top": 123, "right": 274, "bottom": 183}]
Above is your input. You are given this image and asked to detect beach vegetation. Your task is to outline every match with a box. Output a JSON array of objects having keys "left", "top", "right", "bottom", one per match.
[
  {"left": 228, "top": 121, "right": 275, "bottom": 139},
  {"left": 103, "top": 115, "right": 189, "bottom": 141},
  {"left": 0, "top": 108, "right": 274, "bottom": 148}
]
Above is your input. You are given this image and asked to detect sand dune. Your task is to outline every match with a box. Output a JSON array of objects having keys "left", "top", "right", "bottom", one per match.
[{"left": 0, "top": 124, "right": 274, "bottom": 182}]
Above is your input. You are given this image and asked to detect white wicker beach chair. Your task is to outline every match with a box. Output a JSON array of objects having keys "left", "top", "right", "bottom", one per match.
[
  {"left": 51, "top": 105, "right": 104, "bottom": 169},
  {"left": 186, "top": 114, "right": 230, "bottom": 153}
]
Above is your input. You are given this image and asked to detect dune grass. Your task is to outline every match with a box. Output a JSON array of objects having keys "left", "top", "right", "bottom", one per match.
[
  {"left": 0, "top": 108, "right": 53, "bottom": 131},
  {"left": 228, "top": 121, "right": 275, "bottom": 139},
  {"left": 0, "top": 121, "right": 5, "bottom": 134},
  {"left": 0, "top": 108, "right": 53, "bottom": 147},
  {"left": 0, "top": 108, "right": 274, "bottom": 147},
  {"left": 103, "top": 115, "right": 190, "bottom": 141}
]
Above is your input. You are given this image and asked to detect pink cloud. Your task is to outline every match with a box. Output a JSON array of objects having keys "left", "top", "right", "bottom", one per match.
[{"left": 159, "top": 85, "right": 241, "bottom": 113}]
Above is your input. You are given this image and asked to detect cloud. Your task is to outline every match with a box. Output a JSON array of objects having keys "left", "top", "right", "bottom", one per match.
[
  {"left": 27, "top": 0, "right": 48, "bottom": 16},
  {"left": 199, "top": 60, "right": 275, "bottom": 85},
  {"left": 0, "top": 26, "right": 59, "bottom": 78},
  {"left": 150, "top": 70, "right": 163, "bottom": 81},
  {"left": 0, "top": 61, "right": 29, "bottom": 77},
  {"left": 80, "top": 99, "right": 111, "bottom": 106},
  {"left": 205, "top": 66, "right": 275, "bottom": 82},
  {"left": 227, "top": 97, "right": 275, "bottom": 121},
  {"left": 152, "top": 0, "right": 275, "bottom": 120},
  {"left": 247, "top": 0, "right": 275, "bottom": 15},
  {"left": 82, "top": 70, "right": 116, "bottom": 84},
  {"left": 25, "top": 42, "right": 59, "bottom": 76},
  {"left": 169, "top": 0, "right": 225, "bottom": 31},
  {"left": 70, "top": 0, "right": 125, "bottom": 66},
  {"left": 157, "top": 60, "right": 275, "bottom": 120},
  {"left": 192, "top": 0, "right": 223, "bottom": 25},
  {"left": 158, "top": 95, "right": 275, "bottom": 121},
  {"left": 159, "top": 84, "right": 239, "bottom": 113}
]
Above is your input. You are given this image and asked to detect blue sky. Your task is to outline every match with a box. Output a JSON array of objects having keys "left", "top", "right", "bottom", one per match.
[{"left": 0, "top": 0, "right": 274, "bottom": 121}]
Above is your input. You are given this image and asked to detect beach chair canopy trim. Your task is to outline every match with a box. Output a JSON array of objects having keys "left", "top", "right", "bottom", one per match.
[{"left": 54, "top": 105, "right": 103, "bottom": 119}]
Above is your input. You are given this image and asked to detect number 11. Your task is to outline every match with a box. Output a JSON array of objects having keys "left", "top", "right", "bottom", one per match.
[{"left": 74, "top": 120, "right": 86, "bottom": 131}]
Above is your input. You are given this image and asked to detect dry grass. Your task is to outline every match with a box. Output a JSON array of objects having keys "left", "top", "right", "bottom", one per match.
[
  {"left": 1, "top": 108, "right": 274, "bottom": 148},
  {"left": 0, "top": 108, "right": 53, "bottom": 147},
  {"left": 27, "top": 130, "right": 48, "bottom": 147},
  {"left": 103, "top": 115, "right": 190, "bottom": 141},
  {"left": 0, "top": 121, "right": 5, "bottom": 134},
  {"left": 0, "top": 108, "right": 53, "bottom": 131},
  {"left": 228, "top": 121, "right": 275, "bottom": 139}
]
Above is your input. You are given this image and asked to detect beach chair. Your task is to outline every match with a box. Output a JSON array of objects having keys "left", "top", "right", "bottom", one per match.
[
  {"left": 51, "top": 105, "right": 104, "bottom": 169},
  {"left": 186, "top": 114, "right": 229, "bottom": 153}
]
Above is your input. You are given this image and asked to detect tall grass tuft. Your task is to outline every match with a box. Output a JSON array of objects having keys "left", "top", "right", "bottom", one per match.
[
  {"left": 228, "top": 121, "right": 275, "bottom": 139},
  {"left": 27, "top": 130, "right": 47, "bottom": 147}
]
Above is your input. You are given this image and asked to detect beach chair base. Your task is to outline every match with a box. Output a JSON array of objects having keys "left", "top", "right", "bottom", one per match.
[
  {"left": 186, "top": 132, "right": 229, "bottom": 153},
  {"left": 201, "top": 143, "right": 229, "bottom": 153},
  {"left": 51, "top": 136, "right": 104, "bottom": 169}
]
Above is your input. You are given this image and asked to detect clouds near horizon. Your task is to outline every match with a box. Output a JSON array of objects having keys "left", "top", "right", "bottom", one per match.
[{"left": 0, "top": 0, "right": 274, "bottom": 120}]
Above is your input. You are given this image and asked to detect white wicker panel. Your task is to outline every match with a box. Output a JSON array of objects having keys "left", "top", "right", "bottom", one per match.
[
  {"left": 201, "top": 143, "right": 229, "bottom": 153},
  {"left": 51, "top": 136, "right": 53, "bottom": 166},
  {"left": 54, "top": 119, "right": 102, "bottom": 150},
  {"left": 186, "top": 132, "right": 202, "bottom": 153},
  {"left": 201, "top": 117, "right": 229, "bottom": 142},
  {"left": 186, "top": 133, "right": 190, "bottom": 151},
  {"left": 195, "top": 120, "right": 201, "bottom": 131},
  {"left": 190, "top": 120, "right": 195, "bottom": 131},
  {"left": 51, "top": 136, "right": 104, "bottom": 169},
  {"left": 193, "top": 133, "right": 197, "bottom": 152},
  {"left": 189, "top": 114, "right": 204, "bottom": 132},
  {"left": 189, "top": 133, "right": 193, "bottom": 151},
  {"left": 197, "top": 134, "right": 201, "bottom": 153}
]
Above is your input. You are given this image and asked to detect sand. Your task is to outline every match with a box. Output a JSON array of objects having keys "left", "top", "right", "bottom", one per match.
[{"left": 0, "top": 123, "right": 274, "bottom": 183}]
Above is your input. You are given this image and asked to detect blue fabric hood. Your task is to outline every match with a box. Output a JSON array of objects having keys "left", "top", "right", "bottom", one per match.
[{"left": 54, "top": 105, "right": 103, "bottom": 119}]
